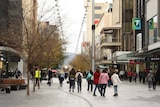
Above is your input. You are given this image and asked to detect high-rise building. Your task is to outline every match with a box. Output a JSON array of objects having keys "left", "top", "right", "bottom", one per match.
[{"left": 84, "top": 0, "right": 108, "bottom": 45}]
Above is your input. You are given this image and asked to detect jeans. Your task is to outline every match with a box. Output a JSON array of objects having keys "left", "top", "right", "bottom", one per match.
[
  {"left": 87, "top": 80, "right": 93, "bottom": 91},
  {"left": 77, "top": 80, "right": 82, "bottom": 92},
  {"left": 148, "top": 81, "right": 152, "bottom": 89},
  {"left": 69, "top": 80, "right": 75, "bottom": 91},
  {"left": 93, "top": 84, "right": 101, "bottom": 95},
  {"left": 100, "top": 84, "right": 107, "bottom": 96},
  {"left": 114, "top": 85, "right": 118, "bottom": 94}
]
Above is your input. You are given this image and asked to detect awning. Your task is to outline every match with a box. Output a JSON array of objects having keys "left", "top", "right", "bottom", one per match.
[
  {"left": 114, "top": 52, "right": 143, "bottom": 64},
  {"left": 0, "top": 46, "right": 20, "bottom": 62},
  {"left": 98, "top": 65, "right": 109, "bottom": 69}
]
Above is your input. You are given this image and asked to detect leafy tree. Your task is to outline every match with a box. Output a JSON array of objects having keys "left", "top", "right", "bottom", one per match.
[{"left": 69, "top": 54, "right": 91, "bottom": 72}]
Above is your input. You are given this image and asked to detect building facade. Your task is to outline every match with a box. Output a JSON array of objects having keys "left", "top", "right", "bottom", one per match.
[
  {"left": 84, "top": 0, "right": 108, "bottom": 45},
  {"left": 94, "top": 0, "right": 135, "bottom": 70},
  {"left": 0, "top": 0, "right": 35, "bottom": 76}
]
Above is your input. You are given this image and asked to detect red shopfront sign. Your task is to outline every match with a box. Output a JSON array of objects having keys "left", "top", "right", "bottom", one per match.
[
  {"left": 129, "top": 60, "right": 142, "bottom": 64},
  {"left": 129, "top": 60, "right": 135, "bottom": 64}
]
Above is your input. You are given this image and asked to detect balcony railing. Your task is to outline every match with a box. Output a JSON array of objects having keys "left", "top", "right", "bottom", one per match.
[{"left": 100, "top": 37, "right": 121, "bottom": 48}]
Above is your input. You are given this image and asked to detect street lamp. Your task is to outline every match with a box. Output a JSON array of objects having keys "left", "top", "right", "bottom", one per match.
[{"left": 92, "top": 0, "right": 95, "bottom": 72}]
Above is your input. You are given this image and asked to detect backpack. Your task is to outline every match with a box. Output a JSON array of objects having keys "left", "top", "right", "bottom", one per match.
[
  {"left": 78, "top": 73, "right": 82, "bottom": 80},
  {"left": 86, "top": 72, "right": 92, "bottom": 81},
  {"left": 59, "top": 74, "right": 64, "bottom": 81}
]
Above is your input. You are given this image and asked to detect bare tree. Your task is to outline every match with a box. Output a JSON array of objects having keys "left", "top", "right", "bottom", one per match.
[{"left": 0, "top": 0, "right": 67, "bottom": 95}]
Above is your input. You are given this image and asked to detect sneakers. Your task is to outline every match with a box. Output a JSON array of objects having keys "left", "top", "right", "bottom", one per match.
[
  {"left": 113, "top": 93, "right": 118, "bottom": 97},
  {"left": 103, "top": 94, "right": 105, "bottom": 97},
  {"left": 93, "top": 94, "right": 97, "bottom": 96},
  {"left": 69, "top": 89, "right": 74, "bottom": 92}
]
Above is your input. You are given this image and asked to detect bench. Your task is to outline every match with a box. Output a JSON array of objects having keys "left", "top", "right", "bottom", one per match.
[{"left": 0, "top": 79, "right": 27, "bottom": 90}]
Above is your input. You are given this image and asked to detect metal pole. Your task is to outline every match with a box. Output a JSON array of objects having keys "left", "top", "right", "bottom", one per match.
[{"left": 92, "top": 0, "right": 95, "bottom": 72}]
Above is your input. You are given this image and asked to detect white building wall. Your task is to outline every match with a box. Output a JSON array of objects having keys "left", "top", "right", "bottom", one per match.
[
  {"left": 85, "top": 0, "right": 108, "bottom": 45},
  {"left": 18, "top": 59, "right": 24, "bottom": 76},
  {"left": 146, "top": 0, "right": 158, "bottom": 21}
]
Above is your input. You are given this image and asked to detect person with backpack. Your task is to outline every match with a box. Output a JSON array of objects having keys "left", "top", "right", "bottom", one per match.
[
  {"left": 86, "top": 69, "right": 93, "bottom": 92},
  {"left": 58, "top": 70, "right": 65, "bottom": 87},
  {"left": 75, "top": 69, "right": 83, "bottom": 92},
  {"left": 68, "top": 68, "right": 76, "bottom": 92}
]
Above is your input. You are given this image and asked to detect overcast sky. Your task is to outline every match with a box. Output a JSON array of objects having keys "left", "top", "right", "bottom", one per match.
[{"left": 38, "top": 0, "right": 112, "bottom": 54}]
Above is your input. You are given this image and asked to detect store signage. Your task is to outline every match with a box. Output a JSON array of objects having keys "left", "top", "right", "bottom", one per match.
[
  {"left": 129, "top": 60, "right": 135, "bottom": 64},
  {"left": 132, "top": 18, "right": 141, "bottom": 30},
  {"left": 136, "top": 33, "right": 142, "bottom": 52},
  {"left": 150, "top": 57, "right": 160, "bottom": 61},
  {"left": 145, "top": 57, "right": 160, "bottom": 61},
  {"left": 130, "top": 59, "right": 143, "bottom": 64},
  {"left": 149, "top": 18, "right": 154, "bottom": 29}
]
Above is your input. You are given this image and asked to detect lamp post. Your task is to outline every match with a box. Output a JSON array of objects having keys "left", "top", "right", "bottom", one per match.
[{"left": 91, "top": 0, "right": 95, "bottom": 72}]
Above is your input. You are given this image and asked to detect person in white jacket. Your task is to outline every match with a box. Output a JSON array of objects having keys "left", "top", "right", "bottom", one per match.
[{"left": 111, "top": 69, "right": 122, "bottom": 96}]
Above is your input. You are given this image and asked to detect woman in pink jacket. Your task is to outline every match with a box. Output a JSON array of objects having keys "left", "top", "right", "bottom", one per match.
[{"left": 99, "top": 68, "right": 109, "bottom": 97}]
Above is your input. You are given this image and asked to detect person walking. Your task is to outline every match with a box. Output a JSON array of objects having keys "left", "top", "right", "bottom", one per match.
[
  {"left": 35, "top": 67, "right": 41, "bottom": 89},
  {"left": 86, "top": 69, "right": 93, "bottom": 92},
  {"left": 153, "top": 71, "right": 157, "bottom": 90},
  {"left": 93, "top": 68, "right": 101, "bottom": 96},
  {"left": 142, "top": 69, "right": 147, "bottom": 84},
  {"left": 58, "top": 70, "right": 65, "bottom": 87},
  {"left": 111, "top": 69, "right": 121, "bottom": 97},
  {"left": 119, "top": 70, "right": 125, "bottom": 81},
  {"left": 127, "top": 70, "right": 132, "bottom": 82},
  {"left": 98, "top": 68, "right": 109, "bottom": 97},
  {"left": 47, "top": 68, "right": 52, "bottom": 86},
  {"left": 75, "top": 69, "right": 83, "bottom": 92},
  {"left": 133, "top": 71, "right": 137, "bottom": 83},
  {"left": 146, "top": 70, "right": 154, "bottom": 91},
  {"left": 68, "top": 68, "right": 76, "bottom": 92}
]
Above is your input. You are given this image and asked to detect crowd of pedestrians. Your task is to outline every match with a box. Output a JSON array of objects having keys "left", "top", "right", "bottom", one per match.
[
  {"left": 66, "top": 67, "right": 121, "bottom": 97},
  {"left": 65, "top": 66, "right": 160, "bottom": 97},
  {"left": 32, "top": 65, "right": 159, "bottom": 98}
]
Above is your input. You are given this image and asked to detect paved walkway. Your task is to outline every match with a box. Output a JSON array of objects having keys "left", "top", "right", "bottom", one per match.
[{"left": 0, "top": 78, "right": 160, "bottom": 107}]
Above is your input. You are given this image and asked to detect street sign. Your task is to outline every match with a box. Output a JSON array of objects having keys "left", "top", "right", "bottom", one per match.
[
  {"left": 132, "top": 18, "right": 141, "bottom": 30},
  {"left": 149, "top": 18, "right": 154, "bottom": 29}
]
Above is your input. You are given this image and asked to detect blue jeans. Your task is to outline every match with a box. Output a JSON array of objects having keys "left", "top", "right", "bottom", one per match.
[
  {"left": 114, "top": 85, "right": 118, "bottom": 94},
  {"left": 69, "top": 80, "right": 75, "bottom": 90},
  {"left": 77, "top": 80, "right": 82, "bottom": 92},
  {"left": 93, "top": 84, "right": 101, "bottom": 95},
  {"left": 148, "top": 81, "right": 152, "bottom": 89}
]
